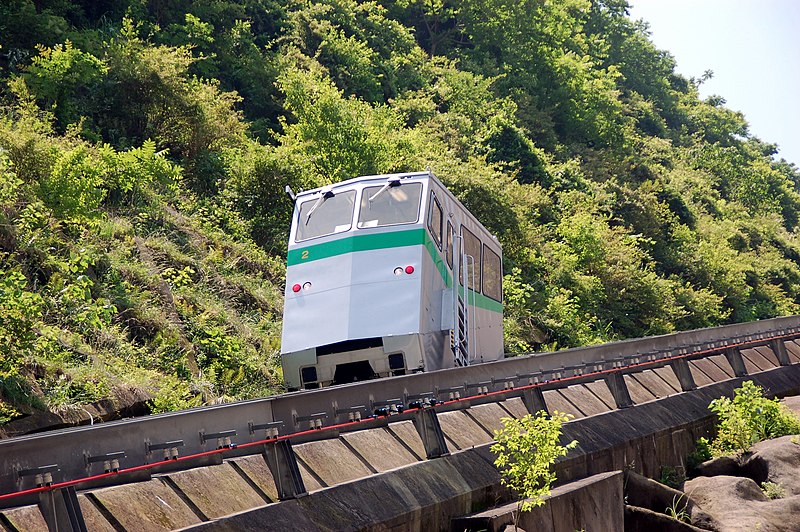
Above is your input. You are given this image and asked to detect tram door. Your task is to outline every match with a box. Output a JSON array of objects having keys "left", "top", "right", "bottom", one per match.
[{"left": 449, "top": 221, "right": 471, "bottom": 366}]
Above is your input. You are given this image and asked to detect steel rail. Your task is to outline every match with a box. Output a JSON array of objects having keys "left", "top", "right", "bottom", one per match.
[{"left": 2, "top": 315, "right": 800, "bottom": 503}]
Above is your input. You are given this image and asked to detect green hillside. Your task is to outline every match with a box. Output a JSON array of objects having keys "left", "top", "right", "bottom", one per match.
[{"left": 2, "top": 0, "right": 799, "bottom": 425}]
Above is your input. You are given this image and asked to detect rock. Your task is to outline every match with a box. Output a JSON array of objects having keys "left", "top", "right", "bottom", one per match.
[
  {"left": 683, "top": 475, "right": 800, "bottom": 531},
  {"left": 0, "top": 410, "right": 64, "bottom": 439},
  {"left": 691, "top": 455, "right": 741, "bottom": 478},
  {"left": 780, "top": 396, "right": 800, "bottom": 418},
  {"left": 0, "top": 385, "right": 150, "bottom": 439},
  {"left": 684, "top": 475, "right": 769, "bottom": 507},
  {"left": 740, "top": 435, "right": 800, "bottom": 495}
]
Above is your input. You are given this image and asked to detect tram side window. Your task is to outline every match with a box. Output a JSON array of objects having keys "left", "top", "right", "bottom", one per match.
[
  {"left": 483, "top": 246, "right": 502, "bottom": 302},
  {"left": 358, "top": 182, "right": 423, "bottom": 228},
  {"left": 446, "top": 221, "right": 453, "bottom": 269},
  {"left": 428, "top": 192, "right": 443, "bottom": 249},
  {"left": 461, "top": 227, "right": 482, "bottom": 291},
  {"left": 296, "top": 190, "right": 356, "bottom": 242}
]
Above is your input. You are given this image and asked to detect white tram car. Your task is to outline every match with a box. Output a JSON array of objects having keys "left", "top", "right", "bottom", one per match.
[{"left": 281, "top": 170, "right": 504, "bottom": 389}]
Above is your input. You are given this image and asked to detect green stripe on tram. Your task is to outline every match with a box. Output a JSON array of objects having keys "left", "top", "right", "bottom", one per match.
[
  {"left": 287, "top": 227, "right": 503, "bottom": 313},
  {"left": 287, "top": 228, "right": 426, "bottom": 265}
]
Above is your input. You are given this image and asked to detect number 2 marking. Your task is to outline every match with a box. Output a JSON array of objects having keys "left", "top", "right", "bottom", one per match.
[{"left": 301, "top": 250, "right": 309, "bottom": 260}]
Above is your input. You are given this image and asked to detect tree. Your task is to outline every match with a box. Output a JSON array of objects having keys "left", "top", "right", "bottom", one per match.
[{"left": 491, "top": 411, "right": 578, "bottom": 514}]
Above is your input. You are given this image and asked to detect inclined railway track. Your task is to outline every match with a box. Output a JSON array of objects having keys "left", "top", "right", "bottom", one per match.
[{"left": 2, "top": 315, "right": 800, "bottom": 509}]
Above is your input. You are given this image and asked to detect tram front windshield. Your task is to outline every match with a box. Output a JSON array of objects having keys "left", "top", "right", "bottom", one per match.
[
  {"left": 358, "top": 182, "right": 423, "bottom": 228},
  {"left": 296, "top": 190, "right": 356, "bottom": 242},
  {"left": 294, "top": 182, "right": 423, "bottom": 242}
]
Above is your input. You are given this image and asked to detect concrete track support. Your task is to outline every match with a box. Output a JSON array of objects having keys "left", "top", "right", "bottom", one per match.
[
  {"left": 39, "top": 486, "right": 87, "bottom": 532},
  {"left": 770, "top": 339, "right": 791, "bottom": 366},
  {"left": 670, "top": 359, "right": 697, "bottom": 391},
  {"left": 604, "top": 372, "right": 633, "bottom": 409},
  {"left": 412, "top": 407, "right": 449, "bottom": 459},
  {"left": 522, "top": 387, "right": 548, "bottom": 415},
  {"left": 724, "top": 347, "right": 748, "bottom": 377},
  {"left": 263, "top": 440, "right": 307, "bottom": 501}
]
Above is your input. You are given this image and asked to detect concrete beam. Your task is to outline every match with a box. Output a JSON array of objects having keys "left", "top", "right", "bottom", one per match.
[
  {"left": 604, "top": 372, "right": 633, "bottom": 408},
  {"left": 522, "top": 387, "right": 548, "bottom": 415},
  {"left": 770, "top": 339, "right": 791, "bottom": 366},
  {"left": 670, "top": 359, "right": 697, "bottom": 391},
  {"left": 724, "top": 347, "right": 748, "bottom": 377},
  {"left": 189, "top": 446, "right": 504, "bottom": 532}
]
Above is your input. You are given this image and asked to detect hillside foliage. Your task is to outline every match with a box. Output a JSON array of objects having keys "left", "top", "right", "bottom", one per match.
[{"left": 1, "top": 0, "right": 799, "bottom": 420}]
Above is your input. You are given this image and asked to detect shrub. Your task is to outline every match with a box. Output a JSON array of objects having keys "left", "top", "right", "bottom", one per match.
[
  {"left": 491, "top": 411, "right": 577, "bottom": 512},
  {"left": 658, "top": 465, "right": 684, "bottom": 489},
  {"left": 40, "top": 145, "right": 106, "bottom": 222},
  {"left": 0, "top": 269, "right": 43, "bottom": 379},
  {"left": 102, "top": 140, "right": 182, "bottom": 205},
  {"left": 686, "top": 436, "right": 712, "bottom": 469},
  {"left": 148, "top": 375, "right": 202, "bottom": 414},
  {"left": 0, "top": 401, "right": 21, "bottom": 424},
  {"left": 22, "top": 41, "right": 107, "bottom": 129},
  {"left": 708, "top": 380, "right": 800, "bottom": 456},
  {"left": 0, "top": 152, "right": 23, "bottom": 208}
]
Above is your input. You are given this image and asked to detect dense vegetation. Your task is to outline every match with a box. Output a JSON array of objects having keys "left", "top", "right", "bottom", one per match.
[
  {"left": 2, "top": 0, "right": 799, "bottom": 423},
  {"left": 700, "top": 381, "right": 800, "bottom": 458}
]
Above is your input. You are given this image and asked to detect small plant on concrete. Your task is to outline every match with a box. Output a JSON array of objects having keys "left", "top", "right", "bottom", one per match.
[
  {"left": 708, "top": 381, "right": 800, "bottom": 456},
  {"left": 491, "top": 410, "right": 578, "bottom": 512},
  {"left": 761, "top": 481, "right": 785, "bottom": 500},
  {"left": 665, "top": 493, "right": 690, "bottom": 522}
]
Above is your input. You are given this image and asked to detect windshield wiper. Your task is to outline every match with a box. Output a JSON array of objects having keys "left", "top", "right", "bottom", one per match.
[
  {"left": 368, "top": 178, "right": 401, "bottom": 204},
  {"left": 305, "top": 186, "right": 335, "bottom": 224}
]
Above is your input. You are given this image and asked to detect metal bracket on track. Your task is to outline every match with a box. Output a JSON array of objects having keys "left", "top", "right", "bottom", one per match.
[
  {"left": 412, "top": 407, "right": 449, "bottom": 459},
  {"left": 85, "top": 451, "right": 126, "bottom": 474},
  {"left": 263, "top": 439, "right": 307, "bottom": 501},
  {"left": 19, "top": 466, "right": 87, "bottom": 532},
  {"left": 146, "top": 439, "right": 184, "bottom": 461},
  {"left": 200, "top": 429, "right": 237, "bottom": 449},
  {"left": 39, "top": 486, "right": 87, "bottom": 532}
]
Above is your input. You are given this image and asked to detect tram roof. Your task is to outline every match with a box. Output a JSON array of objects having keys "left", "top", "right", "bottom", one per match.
[{"left": 295, "top": 171, "right": 435, "bottom": 198}]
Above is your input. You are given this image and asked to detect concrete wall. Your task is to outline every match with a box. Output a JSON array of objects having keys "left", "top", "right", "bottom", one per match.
[{"left": 451, "top": 471, "right": 624, "bottom": 532}]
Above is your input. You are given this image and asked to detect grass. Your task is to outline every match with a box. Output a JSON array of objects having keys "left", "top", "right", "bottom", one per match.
[
  {"left": 1, "top": 191, "right": 287, "bottom": 427},
  {"left": 761, "top": 482, "right": 785, "bottom": 500},
  {"left": 665, "top": 493, "right": 690, "bottom": 523}
]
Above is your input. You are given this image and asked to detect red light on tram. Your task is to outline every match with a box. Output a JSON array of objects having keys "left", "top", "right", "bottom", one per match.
[
  {"left": 405, "top": 265, "right": 415, "bottom": 274},
  {"left": 292, "top": 284, "right": 301, "bottom": 293}
]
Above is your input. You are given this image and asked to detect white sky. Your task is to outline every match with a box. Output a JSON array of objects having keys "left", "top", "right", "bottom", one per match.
[{"left": 628, "top": 0, "right": 800, "bottom": 169}]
